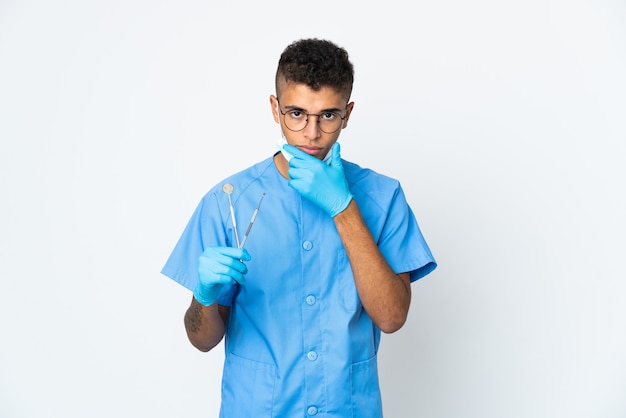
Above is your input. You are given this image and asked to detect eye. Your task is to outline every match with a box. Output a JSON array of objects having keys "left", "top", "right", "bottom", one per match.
[
  {"left": 322, "top": 112, "right": 339, "bottom": 121},
  {"left": 288, "top": 110, "right": 304, "bottom": 119}
]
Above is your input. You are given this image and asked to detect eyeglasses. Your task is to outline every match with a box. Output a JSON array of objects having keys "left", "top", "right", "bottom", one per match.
[{"left": 277, "top": 99, "right": 346, "bottom": 134}]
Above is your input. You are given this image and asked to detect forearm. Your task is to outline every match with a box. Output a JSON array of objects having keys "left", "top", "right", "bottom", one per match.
[
  {"left": 184, "top": 297, "right": 227, "bottom": 352},
  {"left": 333, "top": 200, "right": 411, "bottom": 333}
]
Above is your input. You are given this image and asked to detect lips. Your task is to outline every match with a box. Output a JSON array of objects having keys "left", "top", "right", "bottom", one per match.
[{"left": 297, "top": 146, "right": 324, "bottom": 157}]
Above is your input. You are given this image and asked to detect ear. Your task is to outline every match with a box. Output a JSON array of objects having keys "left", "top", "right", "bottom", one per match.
[
  {"left": 342, "top": 101, "right": 355, "bottom": 129},
  {"left": 270, "top": 95, "right": 280, "bottom": 124}
]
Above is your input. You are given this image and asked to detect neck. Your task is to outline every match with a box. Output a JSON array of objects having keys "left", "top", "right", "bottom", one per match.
[{"left": 273, "top": 152, "right": 290, "bottom": 179}]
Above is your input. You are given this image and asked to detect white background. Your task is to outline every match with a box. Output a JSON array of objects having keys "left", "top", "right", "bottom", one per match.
[{"left": 1, "top": 1, "right": 625, "bottom": 417}]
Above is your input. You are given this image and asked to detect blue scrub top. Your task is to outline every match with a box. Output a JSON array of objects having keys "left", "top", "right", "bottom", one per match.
[{"left": 162, "top": 155, "right": 436, "bottom": 417}]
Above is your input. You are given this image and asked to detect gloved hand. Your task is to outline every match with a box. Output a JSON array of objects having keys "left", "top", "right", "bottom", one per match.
[
  {"left": 284, "top": 142, "right": 353, "bottom": 217},
  {"left": 194, "top": 246, "right": 251, "bottom": 306}
]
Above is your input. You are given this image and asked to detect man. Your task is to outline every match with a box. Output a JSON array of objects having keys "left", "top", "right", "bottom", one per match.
[{"left": 162, "top": 38, "right": 436, "bottom": 417}]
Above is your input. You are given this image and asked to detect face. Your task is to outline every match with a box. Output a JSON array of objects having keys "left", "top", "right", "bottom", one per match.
[{"left": 270, "top": 83, "right": 354, "bottom": 176}]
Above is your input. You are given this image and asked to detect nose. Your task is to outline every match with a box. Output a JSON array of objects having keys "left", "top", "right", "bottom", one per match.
[{"left": 303, "top": 115, "right": 322, "bottom": 139}]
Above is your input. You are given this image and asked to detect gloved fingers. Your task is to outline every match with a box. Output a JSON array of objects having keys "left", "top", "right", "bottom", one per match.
[
  {"left": 199, "top": 258, "right": 248, "bottom": 285},
  {"left": 197, "top": 271, "right": 235, "bottom": 286},
  {"left": 288, "top": 157, "right": 320, "bottom": 173},
  {"left": 200, "top": 254, "right": 248, "bottom": 274},
  {"left": 210, "top": 271, "right": 246, "bottom": 286},
  {"left": 283, "top": 145, "right": 329, "bottom": 173},
  {"left": 283, "top": 144, "right": 315, "bottom": 161},
  {"left": 330, "top": 142, "right": 342, "bottom": 168},
  {"left": 208, "top": 246, "right": 251, "bottom": 261},
  {"left": 288, "top": 164, "right": 318, "bottom": 188},
  {"left": 287, "top": 165, "right": 315, "bottom": 183},
  {"left": 283, "top": 143, "right": 342, "bottom": 167},
  {"left": 288, "top": 177, "right": 316, "bottom": 196},
  {"left": 199, "top": 247, "right": 250, "bottom": 282}
]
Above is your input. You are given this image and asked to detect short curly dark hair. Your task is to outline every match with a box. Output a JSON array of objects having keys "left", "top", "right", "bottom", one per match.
[{"left": 275, "top": 38, "right": 354, "bottom": 100}]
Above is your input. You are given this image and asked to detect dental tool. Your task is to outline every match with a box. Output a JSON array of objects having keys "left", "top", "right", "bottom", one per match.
[
  {"left": 222, "top": 183, "right": 240, "bottom": 248},
  {"left": 239, "top": 193, "right": 266, "bottom": 249}
]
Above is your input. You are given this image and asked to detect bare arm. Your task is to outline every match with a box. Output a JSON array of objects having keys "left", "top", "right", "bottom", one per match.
[
  {"left": 333, "top": 200, "right": 411, "bottom": 333},
  {"left": 184, "top": 298, "right": 229, "bottom": 352}
]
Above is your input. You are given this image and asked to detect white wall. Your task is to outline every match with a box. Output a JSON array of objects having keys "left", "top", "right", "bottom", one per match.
[{"left": 1, "top": 1, "right": 624, "bottom": 417}]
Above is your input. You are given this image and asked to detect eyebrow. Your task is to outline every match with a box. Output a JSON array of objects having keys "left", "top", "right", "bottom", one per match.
[{"left": 282, "top": 104, "right": 344, "bottom": 113}]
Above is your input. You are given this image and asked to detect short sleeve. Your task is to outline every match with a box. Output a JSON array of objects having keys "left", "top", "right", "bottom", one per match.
[{"left": 377, "top": 185, "right": 437, "bottom": 283}]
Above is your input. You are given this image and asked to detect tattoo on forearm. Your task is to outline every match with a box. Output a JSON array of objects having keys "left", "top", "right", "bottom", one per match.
[{"left": 184, "top": 300, "right": 203, "bottom": 333}]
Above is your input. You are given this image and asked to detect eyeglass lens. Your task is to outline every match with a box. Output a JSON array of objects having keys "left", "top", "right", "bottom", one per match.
[{"left": 282, "top": 109, "right": 343, "bottom": 134}]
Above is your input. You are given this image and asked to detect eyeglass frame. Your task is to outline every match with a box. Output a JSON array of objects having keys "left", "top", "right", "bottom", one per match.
[{"left": 276, "top": 99, "right": 348, "bottom": 134}]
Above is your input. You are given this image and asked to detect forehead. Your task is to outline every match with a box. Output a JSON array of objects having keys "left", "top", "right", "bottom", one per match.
[{"left": 278, "top": 83, "right": 347, "bottom": 110}]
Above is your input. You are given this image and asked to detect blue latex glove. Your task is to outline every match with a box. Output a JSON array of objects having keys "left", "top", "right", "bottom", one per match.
[
  {"left": 194, "top": 246, "right": 251, "bottom": 306},
  {"left": 284, "top": 142, "right": 353, "bottom": 217}
]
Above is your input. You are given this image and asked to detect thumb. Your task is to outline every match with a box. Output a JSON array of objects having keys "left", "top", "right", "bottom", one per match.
[{"left": 330, "top": 142, "right": 343, "bottom": 168}]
